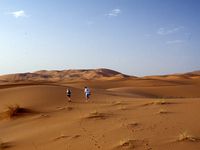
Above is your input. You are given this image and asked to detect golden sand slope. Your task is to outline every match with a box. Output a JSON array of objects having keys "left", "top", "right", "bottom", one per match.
[{"left": 0, "top": 69, "right": 200, "bottom": 150}]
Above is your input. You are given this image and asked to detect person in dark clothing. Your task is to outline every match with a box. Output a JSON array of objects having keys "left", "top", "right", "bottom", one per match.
[{"left": 66, "top": 88, "right": 72, "bottom": 102}]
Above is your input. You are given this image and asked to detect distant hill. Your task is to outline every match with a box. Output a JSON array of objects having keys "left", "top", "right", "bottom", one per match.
[
  {"left": 184, "top": 70, "right": 200, "bottom": 75},
  {"left": 0, "top": 68, "right": 132, "bottom": 83},
  {"left": 143, "top": 70, "right": 200, "bottom": 80}
]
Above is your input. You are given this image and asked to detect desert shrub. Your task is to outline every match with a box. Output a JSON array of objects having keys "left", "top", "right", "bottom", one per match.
[{"left": 6, "top": 104, "right": 29, "bottom": 118}]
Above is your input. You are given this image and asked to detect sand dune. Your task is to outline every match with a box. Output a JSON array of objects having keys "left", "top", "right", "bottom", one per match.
[
  {"left": 107, "top": 84, "right": 200, "bottom": 98},
  {"left": 143, "top": 70, "right": 200, "bottom": 80},
  {"left": 0, "top": 68, "right": 131, "bottom": 84},
  {"left": 0, "top": 69, "right": 200, "bottom": 150}
]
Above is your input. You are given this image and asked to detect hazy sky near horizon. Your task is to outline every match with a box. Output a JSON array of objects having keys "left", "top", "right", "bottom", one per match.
[{"left": 0, "top": 0, "right": 200, "bottom": 76}]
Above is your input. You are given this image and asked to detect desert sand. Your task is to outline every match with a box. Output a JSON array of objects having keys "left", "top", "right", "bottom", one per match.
[{"left": 0, "top": 69, "right": 200, "bottom": 150}]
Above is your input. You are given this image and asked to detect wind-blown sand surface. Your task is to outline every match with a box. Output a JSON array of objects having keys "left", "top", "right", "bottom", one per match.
[{"left": 0, "top": 69, "right": 200, "bottom": 150}]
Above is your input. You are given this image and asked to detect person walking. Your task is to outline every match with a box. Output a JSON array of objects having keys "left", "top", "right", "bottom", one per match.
[
  {"left": 84, "top": 86, "right": 91, "bottom": 102},
  {"left": 66, "top": 88, "right": 72, "bottom": 102}
]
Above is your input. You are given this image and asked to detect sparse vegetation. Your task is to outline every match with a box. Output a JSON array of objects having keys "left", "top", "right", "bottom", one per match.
[
  {"left": 86, "top": 110, "right": 107, "bottom": 119},
  {"left": 56, "top": 106, "right": 73, "bottom": 111},
  {"left": 143, "top": 99, "right": 172, "bottom": 107},
  {"left": 6, "top": 104, "right": 20, "bottom": 118},
  {"left": 112, "top": 101, "right": 122, "bottom": 106},
  {"left": 37, "top": 114, "right": 49, "bottom": 118},
  {"left": 127, "top": 122, "right": 139, "bottom": 127},
  {"left": 0, "top": 139, "right": 11, "bottom": 149},
  {"left": 153, "top": 100, "right": 168, "bottom": 105},
  {"left": 178, "top": 131, "right": 200, "bottom": 142},
  {"left": 53, "top": 134, "right": 69, "bottom": 141},
  {"left": 66, "top": 106, "right": 73, "bottom": 111},
  {"left": 157, "top": 109, "right": 168, "bottom": 114},
  {"left": 141, "top": 99, "right": 169, "bottom": 107},
  {"left": 119, "top": 139, "right": 135, "bottom": 149},
  {"left": 118, "top": 106, "right": 127, "bottom": 110},
  {"left": 71, "top": 134, "right": 81, "bottom": 139},
  {"left": 56, "top": 107, "right": 65, "bottom": 111},
  {"left": 6, "top": 104, "right": 30, "bottom": 118}
]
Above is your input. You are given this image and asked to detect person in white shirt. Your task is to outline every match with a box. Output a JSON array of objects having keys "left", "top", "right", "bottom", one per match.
[{"left": 84, "top": 86, "right": 91, "bottom": 102}]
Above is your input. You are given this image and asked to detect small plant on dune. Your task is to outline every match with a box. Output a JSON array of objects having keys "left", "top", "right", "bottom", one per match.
[
  {"left": 90, "top": 110, "right": 98, "bottom": 115},
  {"left": 56, "top": 106, "right": 65, "bottom": 111},
  {"left": 71, "top": 134, "right": 81, "bottom": 139},
  {"left": 153, "top": 99, "right": 168, "bottom": 105},
  {"left": 142, "top": 99, "right": 169, "bottom": 107},
  {"left": 6, "top": 104, "right": 28, "bottom": 118},
  {"left": 53, "top": 134, "right": 69, "bottom": 141},
  {"left": 119, "top": 139, "right": 135, "bottom": 149},
  {"left": 6, "top": 105, "right": 20, "bottom": 118},
  {"left": 127, "top": 121, "right": 139, "bottom": 127},
  {"left": 112, "top": 101, "right": 123, "bottom": 106},
  {"left": 66, "top": 106, "right": 73, "bottom": 111},
  {"left": 118, "top": 106, "right": 127, "bottom": 110},
  {"left": 0, "top": 139, "right": 10, "bottom": 150},
  {"left": 178, "top": 131, "right": 200, "bottom": 142},
  {"left": 157, "top": 109, "right": 168, "bottom": 114},
  {"left": 38, "top": 114, "right": 49, "bottom": 118},
  {"left": 88, "top": 110, "right": 100, "bottom": 117},
  {"left": 86, "top": 110, "right": 107, "bottom": 119}
]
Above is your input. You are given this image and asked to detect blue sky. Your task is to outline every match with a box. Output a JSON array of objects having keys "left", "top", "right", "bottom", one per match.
[{"left": 0, "top": 0, "right": 200, "bottom": 76}]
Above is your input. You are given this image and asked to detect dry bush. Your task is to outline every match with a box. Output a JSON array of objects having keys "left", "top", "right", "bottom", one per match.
[
  {"left": 118, "top": 106, "right": 127, "bottom": 110},
  {"left": 157, "top": 109, "right": 168, "bottom": 114},
  {"left": 66, "top": 106, "right": 73, "bottom": 111},
  {"left": 6, "top": 104, "right": 29, "bottom": 118},
  {"left": 142, "top": 99, "right": 171, "bottom": 107},
  {"left": 118, "top": 139, "right": 135, "bottom": 149},
  {"left": 112, "top": 101, "right": 122, "bottom": 106},
  {"left": 153, "top": 100, "right": 168, "bottom": 105},
  {"left": 178, "top": 132, "right": 200, "bottom": 142},
  {"left": 127, "top": 122, "right": 139, "bottom": 128},
  {"left": 71, "top": 134, "right": 81, "bottom": 139},
  {"left": 0, "top": 139, "right": 11, "bottom": 149},
  {"left": 6, "top": 105, "right": 20, "bottom": 118},
  {"left": 53, "top": 134, "right": 69, "bottom": 141},
  {"left": 115, "top": 139, "right": 145, "bottom": 150},
  {"left": 56, "top": 106, "right": 73, "bottom": 111},
  {"left": 86, "top": 110, "right": 107, "bottom": 119}
]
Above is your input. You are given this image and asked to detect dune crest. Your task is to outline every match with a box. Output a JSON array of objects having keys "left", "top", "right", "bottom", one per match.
[{"left": 0, "top": 68, "right": 131, "bottom": 84}]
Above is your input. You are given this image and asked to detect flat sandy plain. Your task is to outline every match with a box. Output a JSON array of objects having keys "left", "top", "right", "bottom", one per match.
[{"left": 0, "top": 69, "right": 200, "bottom": 150}]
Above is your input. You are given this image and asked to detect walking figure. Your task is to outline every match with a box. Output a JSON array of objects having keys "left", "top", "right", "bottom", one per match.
[
  {"left": 84, "top": 87, "right": 91, "bottom": 102},
  {"left": 66, "top": 88, "right": 72, "bottom": 102}
]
